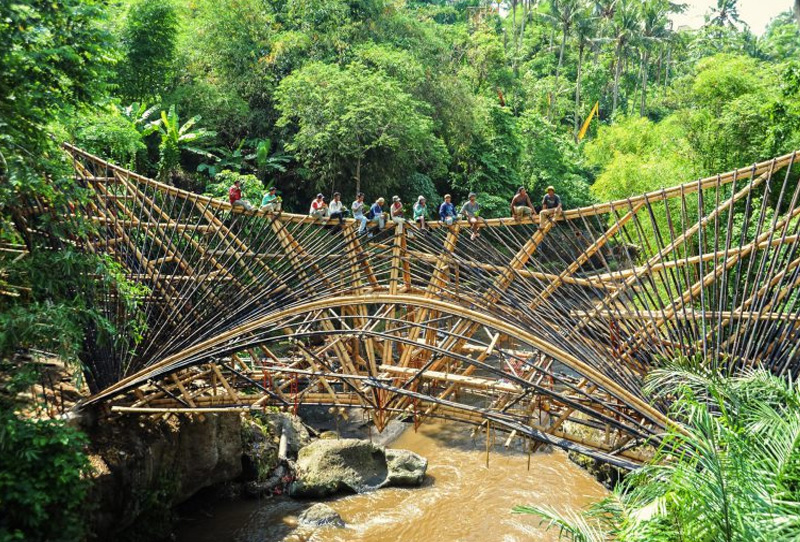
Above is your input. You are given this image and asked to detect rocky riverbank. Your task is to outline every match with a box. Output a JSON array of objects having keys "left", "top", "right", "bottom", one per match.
[{"left": 84, "top": 409, "right": 427, "bottom": 541}]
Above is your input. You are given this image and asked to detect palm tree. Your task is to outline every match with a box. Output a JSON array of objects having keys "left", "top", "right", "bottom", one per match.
[
  {"left": 546, "top": 0, "right": 584, "bottom": 119},
  {"left": 515, "top": 363, "right": 800, "bottom": 542},
  {"left": 551, "top": 0, "right": 584, "bottom": 87},
  {"left": 609, "top": 0, "right": 641, "bottom": 116},
  {"left": 707, "top": 0, "right": 744, "bottom": 29},
  {"left": 152, "top": 105, "right": 215, "bottom": 182},
  {"left": 637, "top": 0, "right": 670, "bottom": 116},
  {"left": 573, "top": 7, "right": 598, "bottom": 135}
]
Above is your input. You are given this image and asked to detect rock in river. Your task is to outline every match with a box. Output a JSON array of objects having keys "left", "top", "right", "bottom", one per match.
[
  {"left": 289, "top": 438, "right": 427, "bottom": 498},
  {"left": 297, "top": 503, "right": 345, "bottom": 528}
]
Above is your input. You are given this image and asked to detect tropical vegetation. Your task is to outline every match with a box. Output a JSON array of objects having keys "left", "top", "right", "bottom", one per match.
[
  {"left": 516, "top": 361, "right": 800, "bottom": 542},
  {"left": 2, "top": 0, "right": 800, "bottom": 540}
]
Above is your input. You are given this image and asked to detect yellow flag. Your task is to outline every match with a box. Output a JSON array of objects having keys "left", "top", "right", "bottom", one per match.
[{"left": 577, "top": 101, "right": 599, "bottom": 141}]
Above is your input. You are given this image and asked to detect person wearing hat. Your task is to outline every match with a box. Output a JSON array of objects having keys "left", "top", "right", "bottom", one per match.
[
  {"left": 413, "top": 195, "right": 428, "bottom": 231},
  {"left": 309, "top": 193, "right": 328, "bottom": 219},
  {"left": 351, "top": 192, "right": 368, "bottom": 234},
  {"left": 439, "top": 194, "right": 456, "bottom": 226},
  {"left": 460, "top": 192, "right": 482, "bottom": 240},
  {"left": 229, "top": 179, "right": 255, "bottom": 211},
  {"left": 510, "top": 186, "right": 536, "bottom": 221},
  {"left": 260, "top": 186, "right": 282, "bottom": 213},
  {"left": 541, "top": 185, "right": 562, "bottom": 218},
  {"left": 368, "top": 197, "right": 386, "bottom": 235},
  {"left": 390, "top": 195, "right": 405, "bottom": 224}
]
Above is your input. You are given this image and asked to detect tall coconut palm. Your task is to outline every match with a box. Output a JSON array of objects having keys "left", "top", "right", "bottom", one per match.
[
  {"left": 547, "top": 0, "right": 584, "bottom": 119},
  {"left": 637, "top": 0, "right": 671, "bottom": 116},
  {"left": 707, "top": 0, "right": 744, "bottom": 29},
  {"left": 573, "top": 7, "right": 598, "bottom": 135},
  {"left": 609, "top": 0, "right": 641, "bottom": 115}
]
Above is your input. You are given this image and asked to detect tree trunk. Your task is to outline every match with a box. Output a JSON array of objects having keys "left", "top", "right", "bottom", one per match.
[
  {"left": 514, "top": 0, "right": 528, "bottom": 77},
  {"left": 612, "top": 42, "right": 622, "bottom": 115},
  {"left": 663, "top": 44, "right": 671, "bottom": 96},
  {"left": 640, "top": 49, "right": 649, "bottom": 116},
  {"left": 551, "top": 27, "right": 568, "bottom": 120},
  {"left": 355, "top": 157, "right": 361, "bottom": 195},
  {"left": 794, "top": 0, "right": 800, "bottom": 29},
  {"left": 574, "top": 43, "right": 584, "bottom": 136}
]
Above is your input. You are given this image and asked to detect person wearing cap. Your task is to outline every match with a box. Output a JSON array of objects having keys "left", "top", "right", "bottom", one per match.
[
  {"left": 413, "top": 195, "right": 428, "bottom": 230},
  {"left": 368, "top": 197, "right": 386, "bottom": 235},
  {"left": 510, "top": 186, "right": 536, "bottom": 221},
  {"left": 541, "top": 185, "right": 562, "bottom": 218},
  {"left": 260, "top": 186, "right": 282, "bottom": 213},
  {"left": 460, "top": 192, "right": 482, "bottom": 240},
  {"left": 390, "top": 195, "right": 405, "bottom": 224},
  {"left": 439, "top": 194, "right": 457, "bottom": 226},
  {"left": 328, "top": 192, "right": 346, "bottom": 228},
  {"left": 229, "top": 179, "right": 255, "bottom": 211},
  {"left": 351, "top": 192, "right": 368, "bottom": 235},
  {"left": 309, "top": 193, "right": 328, "bottom": 219}
]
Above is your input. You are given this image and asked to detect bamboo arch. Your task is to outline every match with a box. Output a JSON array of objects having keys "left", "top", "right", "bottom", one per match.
[{"left": 45, "top": 143, "right": 800, "bottom": 466}]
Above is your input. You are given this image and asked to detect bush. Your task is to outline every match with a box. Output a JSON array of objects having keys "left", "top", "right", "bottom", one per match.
[{"left": 0, "top": 363, "right": 92, "bottom": 542}]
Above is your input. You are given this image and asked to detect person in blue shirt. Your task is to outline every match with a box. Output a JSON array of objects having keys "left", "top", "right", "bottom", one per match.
[
  {"left": 368, "top": 197, "right": 386, "bottom": 236},
  {"left": 439, "top": 194, "right": 457, "bottom": 225}
]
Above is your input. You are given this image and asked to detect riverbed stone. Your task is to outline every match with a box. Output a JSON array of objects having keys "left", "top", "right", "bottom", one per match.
[
  {"left": 385, "top": 449, "right": 428, "bottom": 486},
  {"left": 297, "top": 503, "right": 345, "bottom": 528},
  {"left": 289, "top": 438, "right": 427, "bottom": 498}
]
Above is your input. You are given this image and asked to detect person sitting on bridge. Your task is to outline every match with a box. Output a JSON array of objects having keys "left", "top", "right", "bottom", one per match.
[
  {"left": 309, "top": 193, "right": 328, "bottom": 219},
  {"left": 368, "top": 197, "right": 386, "bottom": 235},
  {"left": 328, "top": 192, "right": 346, "bottom": 227},
  {"left": 413, "top": 196, "right": 428, "bottom": 231},
  {"left": 460, "top": 192, "right": 482, "bottom": 240},
  {"left": 260, "top": 186, "right": 281, "bottom": 213},
  {"left": 352, "top": 192, "right": 368, "bottom": 235},
  {"left": 510, "top": 187, "right": 535, "bottom": 221},
  {"left": 229, "top": 179, "right": 254, "bottom": 211},
  {"left": 541, "top": 185, "right": 563, "bottom": 219},
  {"left": 439, "top": 194, "right": 457, "bottom": 226},
  {"left": 390, "top": 195, "right": 405, "bottom": 224}
]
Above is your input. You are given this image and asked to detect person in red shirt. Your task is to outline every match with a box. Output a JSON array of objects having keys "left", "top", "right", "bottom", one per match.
[
  {"left": 309, "top": 193, "right": 328, "bottom": 219},
  {"left": 229, "top": 180, "right": 254, "bottom": 211}
]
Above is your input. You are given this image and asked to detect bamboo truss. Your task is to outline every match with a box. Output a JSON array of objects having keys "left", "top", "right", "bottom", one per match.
[{"left": 51, "top": 143, "right": 800, "bottom": 468}]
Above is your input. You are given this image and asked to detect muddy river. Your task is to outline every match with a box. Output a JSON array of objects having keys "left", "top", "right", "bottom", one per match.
[{"left": 176, "top": 420, "right": 607, "bottom": 542}]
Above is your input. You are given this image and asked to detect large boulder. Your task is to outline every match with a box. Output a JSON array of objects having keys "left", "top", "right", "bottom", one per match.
[
  {"left": 385, "top": 449, "right": 428, "bottom": 487},
  {"left": 289, "top": 439, "right": 426, "bottom": 498},
  {"left": 297, "top": 503, "right": 345, "bottom": 528}
]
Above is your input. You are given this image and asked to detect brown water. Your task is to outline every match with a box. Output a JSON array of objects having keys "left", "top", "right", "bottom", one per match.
[{"left": 176, "top": 421, "right": 607, "bottom": 542}]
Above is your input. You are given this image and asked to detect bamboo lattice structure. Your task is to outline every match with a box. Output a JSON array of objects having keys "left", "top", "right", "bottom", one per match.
[{"left": 48, "top": 144, "right": 800, "bottom": 468}]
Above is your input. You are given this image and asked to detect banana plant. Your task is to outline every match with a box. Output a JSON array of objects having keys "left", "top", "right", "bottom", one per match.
[{"left": 150, "top": 105, "right": 216, "bottom": 182}]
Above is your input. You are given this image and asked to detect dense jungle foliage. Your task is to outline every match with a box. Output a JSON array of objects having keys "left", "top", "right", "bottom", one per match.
[{"left": 1, "top": 1, "right": 800, "bottom": 540}]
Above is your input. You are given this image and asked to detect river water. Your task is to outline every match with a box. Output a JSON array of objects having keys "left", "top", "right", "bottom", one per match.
[{"left": 176, "top": 421, "right": 607, "bottom": 542}]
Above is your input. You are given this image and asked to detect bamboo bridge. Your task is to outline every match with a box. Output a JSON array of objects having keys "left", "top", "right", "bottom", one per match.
[{"left": 56, "top": 144, "right": 800, "bottom": 469}]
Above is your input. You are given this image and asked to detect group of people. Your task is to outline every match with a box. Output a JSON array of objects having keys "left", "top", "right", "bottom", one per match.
[{"left": 228, "top": 179, "right": 563, "bottom": 240}]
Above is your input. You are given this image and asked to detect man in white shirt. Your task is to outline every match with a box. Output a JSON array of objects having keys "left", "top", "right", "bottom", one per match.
[
  {"left": 328, "top": 192, "right": 346, "bottom": 231},
  {"left": 351, "top": 192, "right": 368, "bottom": 235}
]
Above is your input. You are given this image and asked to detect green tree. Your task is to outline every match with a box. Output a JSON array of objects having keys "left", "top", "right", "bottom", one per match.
[
  {"left": 707, "top": 0, "right": 744, "bottom": 29},
  {"left": 609, "top": 0, "right": 641, "bottom": 116},
  {"left": 547, "top": 0, "right": 584, "bottom": 114},
  {"left": 573, "top": 6, "right": 598, "bottom": 135},
  {"left": 636, "top": 0, "right": 671, "bottom": 116},
  {"left": 275, "top": 61, "right": 447, "bottom": 197},
  {"left": 0, "top": 2, "right": 115, "bottom": 540},
  {"left": 116, "top": 0, "right": 179, "bottom": 102}
]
